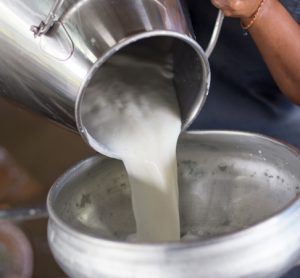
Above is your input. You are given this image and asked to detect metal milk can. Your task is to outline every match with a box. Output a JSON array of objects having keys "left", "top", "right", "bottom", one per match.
[{"left": 0, "top": 0, "right": 223, "bottom": 156}]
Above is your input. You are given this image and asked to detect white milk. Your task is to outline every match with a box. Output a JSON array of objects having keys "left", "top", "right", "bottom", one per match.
[{"left": 82, "top": 51, "right": 181, "bottom": 242}]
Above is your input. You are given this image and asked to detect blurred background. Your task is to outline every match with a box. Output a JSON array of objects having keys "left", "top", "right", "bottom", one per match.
[{"left": 0, "top": 98, "right": 94, "bottom": 277}]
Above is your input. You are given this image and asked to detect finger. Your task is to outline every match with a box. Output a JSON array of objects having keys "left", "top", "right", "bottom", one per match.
[{"left": 211, "top": 0, "right": 222, "bottom": 9}]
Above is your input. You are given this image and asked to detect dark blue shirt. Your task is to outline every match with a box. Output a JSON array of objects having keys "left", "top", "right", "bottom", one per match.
[{"left": 188, "top": 0, "right": 300, "bottom": 148}]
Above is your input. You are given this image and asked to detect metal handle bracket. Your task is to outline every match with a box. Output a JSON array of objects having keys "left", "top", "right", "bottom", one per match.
[{"left": 30, "top": 0, "right": 64, "bottom": 37}]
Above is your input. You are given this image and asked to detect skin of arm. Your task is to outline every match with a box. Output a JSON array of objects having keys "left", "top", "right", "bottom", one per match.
[{"left": 210, "top": 0, "right": 300, "bottom": 105}]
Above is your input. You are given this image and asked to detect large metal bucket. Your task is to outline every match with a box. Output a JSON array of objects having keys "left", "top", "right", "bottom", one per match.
[
  {"left": 47, "top": 131, "right": 300, "bottom": 278},
  {"left": 0, "top": 0, "right": 223, "bottom": 157}
]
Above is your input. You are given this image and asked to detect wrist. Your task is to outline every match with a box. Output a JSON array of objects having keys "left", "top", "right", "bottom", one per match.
[{"left": 241, "top": 0, "right": 267, "bottom": 30}]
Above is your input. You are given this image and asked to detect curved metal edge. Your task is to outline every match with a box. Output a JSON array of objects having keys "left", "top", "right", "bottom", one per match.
[
  {"left": 47, "top": 130, "right": 300, "bottom": 252},
  {"left": 0, "top": 220, "right": 34, "bottom": 278},
  {"left": 205, "top": 10, "right": 224, "bottom": 58},
  {"left": 74, "top": 30, "right": 210, "bottom": 159}
]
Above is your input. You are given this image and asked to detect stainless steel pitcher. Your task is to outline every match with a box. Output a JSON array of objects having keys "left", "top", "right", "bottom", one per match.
[{"left": 0, "top": 0, "right": 223, "bottom": 156}]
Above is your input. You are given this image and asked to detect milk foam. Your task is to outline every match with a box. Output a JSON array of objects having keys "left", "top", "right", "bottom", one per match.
[{"left": 82, "top": 51, "right": 181, "bottom": 242}]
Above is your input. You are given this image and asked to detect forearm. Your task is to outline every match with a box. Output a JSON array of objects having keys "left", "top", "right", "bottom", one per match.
[
  {"left": 243, "top": 0, "right": 300, "bottom": 105},
  {"left": 211, "top": 0, "right": 300, "bottom": 104}
]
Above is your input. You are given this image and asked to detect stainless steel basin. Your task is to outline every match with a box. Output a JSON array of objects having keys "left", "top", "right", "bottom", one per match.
[{"left": 47, "top": 131, "right": 300, "bottom": 278}]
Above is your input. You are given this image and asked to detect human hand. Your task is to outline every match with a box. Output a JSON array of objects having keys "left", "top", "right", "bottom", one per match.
[{"left": 210, "top": 0, "right": 263, "bottom": 18}]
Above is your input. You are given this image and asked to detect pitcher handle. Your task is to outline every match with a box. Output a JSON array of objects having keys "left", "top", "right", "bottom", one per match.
[
  {"left": 31, "top": 0, "right": 64, "bottom": 37},
  {"left": 205, "top": 10, "right": 224, "bottom": 58}
]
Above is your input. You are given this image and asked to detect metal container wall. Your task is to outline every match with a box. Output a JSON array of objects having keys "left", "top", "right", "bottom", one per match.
[
  {"left": 0, "top": 0, "right": 214, "bottom": 156},
  {"left": 47, "top": 131, "right": 300, "bottom": 278}
]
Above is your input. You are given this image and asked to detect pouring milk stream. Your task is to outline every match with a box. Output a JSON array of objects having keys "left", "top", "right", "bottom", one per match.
[{"left": 82, "top": 53, "right": 181, "bottom": 242}]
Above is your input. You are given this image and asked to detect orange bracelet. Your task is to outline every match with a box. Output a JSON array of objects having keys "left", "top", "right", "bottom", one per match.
[{"left": 241, "top": 0, "right": 266, "bottom": 31}]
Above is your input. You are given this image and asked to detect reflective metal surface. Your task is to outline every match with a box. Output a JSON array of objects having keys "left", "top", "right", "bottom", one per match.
[
  {"left": 0, "top": 206, "right": 47, "bottom": 221},
  {"left": 48, "top": 131, "right": 300, "bottom": 278},
  {"left": 0, "top": 221, "right": 33, "bottom": 278},
  {"left": 205, "top": 10, "right": 224, "bottom": 58},
  {"left": 0, "top": 0, "right": 222, "bottom": 157}
]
